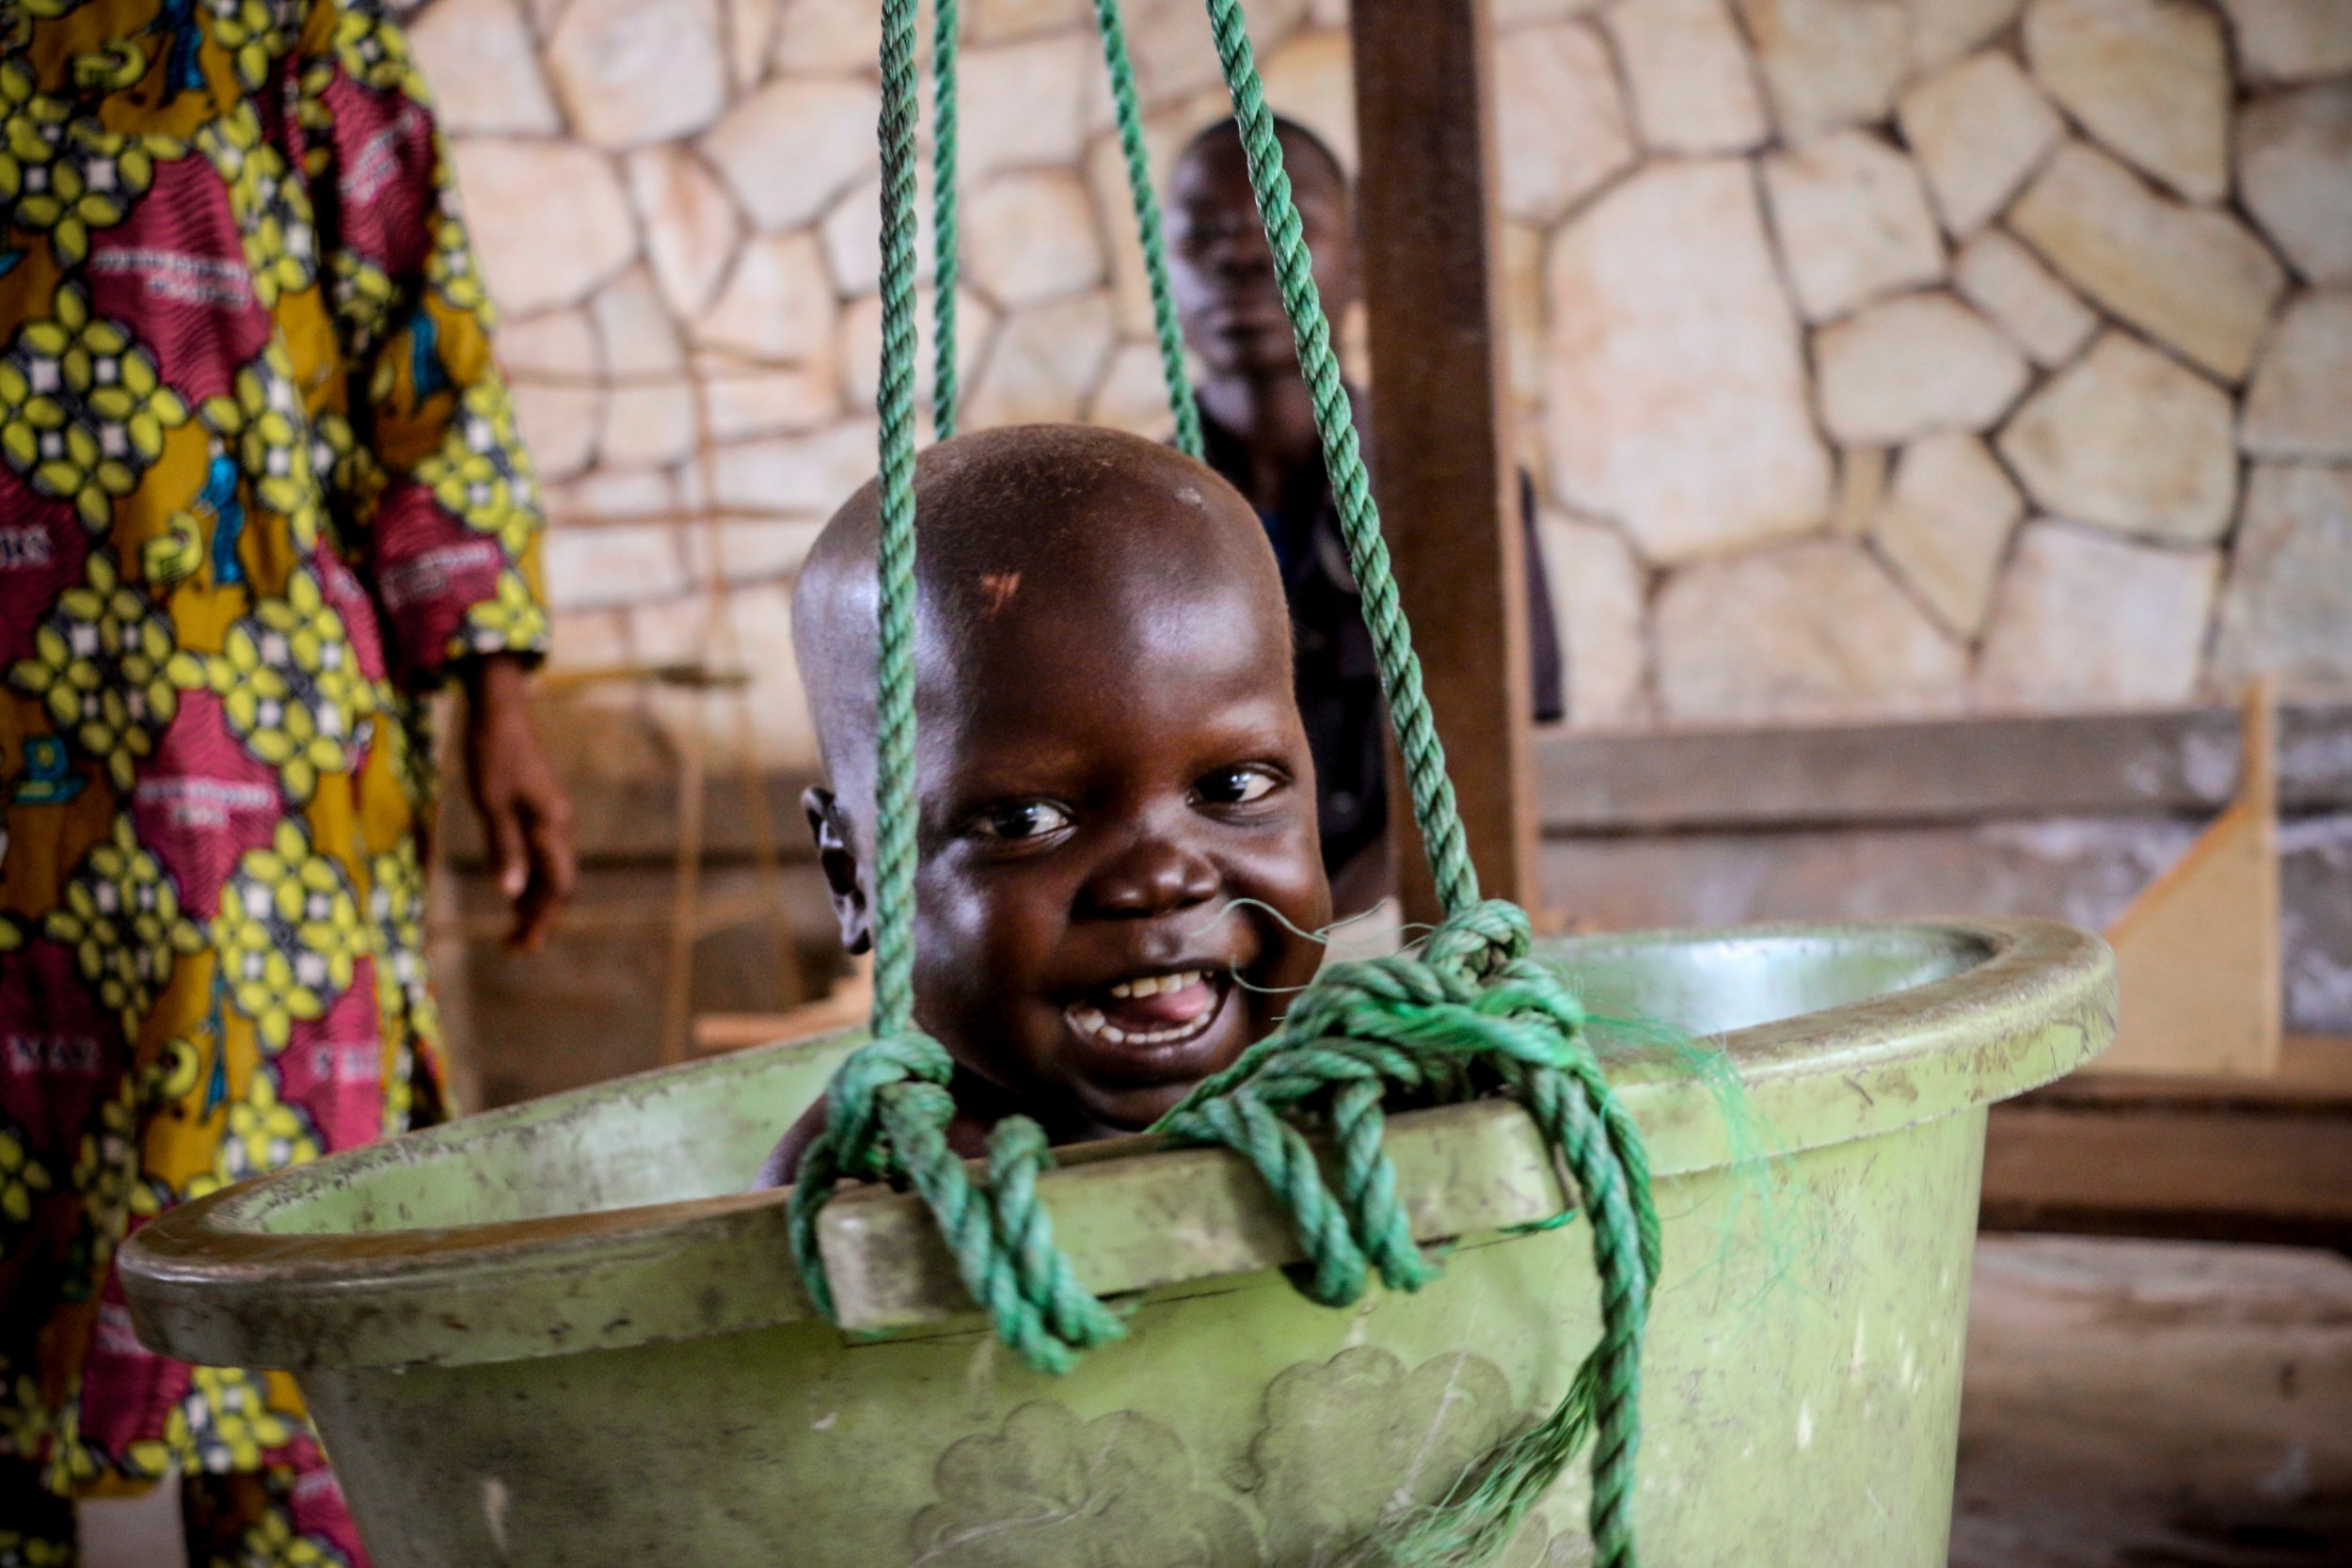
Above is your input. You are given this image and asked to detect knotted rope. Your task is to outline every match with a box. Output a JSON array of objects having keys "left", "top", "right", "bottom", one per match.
[{"left": 787, "top": 2, "right": 1661, "bottom": 1562}]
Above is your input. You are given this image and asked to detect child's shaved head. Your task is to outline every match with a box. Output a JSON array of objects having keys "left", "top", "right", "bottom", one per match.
[
  {"left": 771, "top": 423, "right": 1331, "bottom": 1176},
  {"left": 794, "top": 424, "right": 1293, "bottom": 839}
]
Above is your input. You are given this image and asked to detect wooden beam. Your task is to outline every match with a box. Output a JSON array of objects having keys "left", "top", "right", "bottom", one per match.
[
  {"left": 1349, "top": 0, "right": 1535, "bottom": 926},
  {"left": 1534, "top": 699, "right": 2352, "bottom": 833},
  {"left": 1980, "top": 1098, "right": 2352, "bottom": 1251}
]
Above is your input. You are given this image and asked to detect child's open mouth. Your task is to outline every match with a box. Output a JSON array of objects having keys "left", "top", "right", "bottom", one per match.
[{"left": 1063, "top": 968, "right": 1229, "bottom": 1053}]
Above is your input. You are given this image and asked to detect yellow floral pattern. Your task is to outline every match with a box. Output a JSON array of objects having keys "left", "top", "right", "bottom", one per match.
[
  {"left": 5, "top": 0, "right": 544, "bottom": 1532},
  {"left": 9, "top": 550, "right": 203, "bottom": 789},
  {"left": 212, "top": 820, "right": 367, "bottom": 1050},
  {"left": 206, "top": 568, "right": 378, "bottom": 801},
  {"left": 0, "top": 283, "right": 191, "bottom": 528},
  {"left": 42, "top": 815, "right": 206, "bottom": 1036},
  {"left": 0, "top": 63, "right": 159, "bottom": 266}
]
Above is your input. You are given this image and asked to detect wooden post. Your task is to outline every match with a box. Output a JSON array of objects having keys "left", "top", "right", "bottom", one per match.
[{"left": 1348, "top": 0, "right": 1537, "bottom": 928}]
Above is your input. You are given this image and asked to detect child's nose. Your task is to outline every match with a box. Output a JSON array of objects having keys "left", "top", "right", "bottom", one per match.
[{"left": 1080, "top": 836, "right": 1218, "bottom": 919}]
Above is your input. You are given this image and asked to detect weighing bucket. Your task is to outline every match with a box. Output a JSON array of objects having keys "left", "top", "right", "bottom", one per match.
[{"left": 121, "top": 918, "right": 2112, "bottom": 1567}]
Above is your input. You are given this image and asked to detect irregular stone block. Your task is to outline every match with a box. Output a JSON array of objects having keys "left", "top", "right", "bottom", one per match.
[
  {"left": 1815, "top": 292, "right": 2029, "bottom": 443},
  {"left": 694, "top": 232, "right": 836, "bottom": 366},
  {"left": 1912, "top": 0, "right": 2026, "bottom": 71},
  {"left": 450, "top": 140, "right": 637, "bottom": 316},
  {"left": 2213, "top": 464, "right": 2352, "bottom": 684},
  {"left": 820, "top": 173, "right": 939, "bottom": 302},
  {"left": 1833, "top": 443, "right": 1888, "bottom": 535},
  {"left": 1872, "top": 432, "right": 2023, "bottom": 635},
  {"left": 1496, "top": 0, "right": 1608, "bottom": 21},
  {"left": 2025, "top": 0, "right": 2229, "bottom": 203},
  {"left": 1978, "top": 521, "right": 2218, "bottom": 705},
  {"left": 841, "top": 287, "right": 997, "bottom": 411},
  {"left": 590, "top": 268, "right": 686, "bottom": 377},
  {"left": 695, "top": 357, "right": 842, "bottom": 443},
  {"left": 965, "top": 293, "right": 1119, "bottom": 428},
  {"left": 1502, "top": 222, "right": 1547, "bottom": 411},
  {"left": 2009, "top": 142, "right": 2287, "bottom": 380},
  {"left": 678, "top": 517, "right": 829, "bottom": 585},
  {"left": 1123, "top": 0, "right": 1311, "bottom": 108},
  {"left": 1735, "top": 0, "right": 1911, "bottom": 141},
  {"left": 1763, "top": 130, "right": 1946, "bottom": 323},
  {"left": 1260, "top": 26, "right": 1358, "bottom": 170},
  {"left": 1952, "top": 229, "right": 2098, "bottom": 367},
  {"left": 498, "top": 309, "right": 600, "bottom": 380},
  {"left": 601, "top": 382, "right": 700, "bottom": 469},
  {"left": 543, "top": 524, "right": 690, "bottom": 613},
  {"left": 2242, "top": 290, "right": 2352, "bottom": 461},
  {"left": 510, "top": 383, "right": 600, "bottom": 483},
  {"left": 711, "top": 420, "right": 882, "bottom": 515},
  {"left": 2238, "top": 84, "right": 2352, "bottom": 286},
  {"left": 1898, "top": 52, "right": 2063, "bottom": 237},
  {"left": 972, "top": 0, "right": 1089, "bottom": 42},
  {"left": 1604, "top": 0, "right": 1770, "bottom": 155},
  {"left": 1538, "top": 514, "right": 1650, "bottom": 727},
  {"left": 1087, "top": 342, "right": 1187, "bottom": 438},
  {"left": 2217, "top": 0, "right": 2352, "bottom": 82},
  {"left": 961, "top": 35, "right": 1109, "bottom": 183},
  {"left": 627, "top": 147, "right": 741, "bottom": 322},
  {"left": 545, "top": 466, "right": 679, "bottom": 525},
  {"left": 1657, "top": 541, "right": 1968, "bottom": 720},
  {"left": 548, "top": 0, "right": 729, "bottom": 149},
  {"left": 1496, "top": 22, "right": 1636, "bottom": 224},
  {"left": 965, "top": 170, "right": 1106, "bottom": 309},
  {"left": 1544, "top": 160, "right": 1830, "bottom": 563},
  {"left": 724, "top": 0, "right": 774, "bottom": 91},
  {"left": 703, "top": 79, "right": 882, "bottom": 232},
  {"left": 771, "top": 0, "right": 879, "bottom": 73},
  {"left": 1995, "top": 330, "right": 2237, "bottom": 543},
  {"left": 409, "top": 0, "right": 561, "bottom": 135}
]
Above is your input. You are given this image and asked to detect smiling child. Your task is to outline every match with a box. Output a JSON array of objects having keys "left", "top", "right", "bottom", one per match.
[{"left": 760, "top": 424, "right": 1334, "bottom": 1184}]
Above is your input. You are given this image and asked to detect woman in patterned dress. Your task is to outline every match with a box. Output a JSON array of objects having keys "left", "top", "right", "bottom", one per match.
[{"left": 0, "top": 0, "right": 575, "bottom": 1559}]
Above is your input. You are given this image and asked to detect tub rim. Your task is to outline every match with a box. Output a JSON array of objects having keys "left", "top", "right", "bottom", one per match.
[{"left": 119, "top": 916, "right": 2113, "bottom": 1372}]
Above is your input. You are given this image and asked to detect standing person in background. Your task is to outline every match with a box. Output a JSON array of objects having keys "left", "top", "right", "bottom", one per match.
[
  {"left": 0, "top": 0, "right": 573, "bottom": 1560},
  {"left": 1167, "top": 117, "right": 1563, "bottom": 918}
]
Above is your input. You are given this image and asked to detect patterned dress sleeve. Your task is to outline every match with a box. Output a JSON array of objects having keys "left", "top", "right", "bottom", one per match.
[{"left": 291, "top": 0, "right": 549, "bottom": 691}]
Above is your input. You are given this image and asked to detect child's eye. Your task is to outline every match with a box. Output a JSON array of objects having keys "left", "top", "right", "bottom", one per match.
[
  {"left": 970, "top": 800, "right": 1075, "bottom": 841},
  {"left": 1195, "top": 765, "right": 1281, "bottom": 807}
]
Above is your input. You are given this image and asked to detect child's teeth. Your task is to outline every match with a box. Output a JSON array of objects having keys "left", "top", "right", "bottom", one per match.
[
  {"left": 1073, "top": 1005, "right": 1106, "bottom": 1032},
  {"left": 1105, "top": 970, "right": 1207, "bottom": 1001}
]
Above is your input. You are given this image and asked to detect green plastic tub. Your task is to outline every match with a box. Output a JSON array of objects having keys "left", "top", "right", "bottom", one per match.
[{"left": 121, "top": 918, "right": 2112, "bottom": 1567}]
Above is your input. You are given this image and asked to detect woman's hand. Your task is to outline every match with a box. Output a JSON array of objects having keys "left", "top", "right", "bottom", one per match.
[{"left": 461, "top": 655, "right": 577, "bottom": 950}]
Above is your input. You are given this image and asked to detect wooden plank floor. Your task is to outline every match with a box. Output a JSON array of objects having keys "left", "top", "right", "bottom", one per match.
[{"left": 1953, "top": 1236, "right": 2352, "bottom": 1568}]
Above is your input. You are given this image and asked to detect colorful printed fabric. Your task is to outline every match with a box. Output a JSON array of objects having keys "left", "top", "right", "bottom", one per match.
[
  {"left": 0, "top": 0, "right": 547, "bottom": 1536},
  {"left": 3, "top": 1453, "right": 367, "bottom": 1566}
]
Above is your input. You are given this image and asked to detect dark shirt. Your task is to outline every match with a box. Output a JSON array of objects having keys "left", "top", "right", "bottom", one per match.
[{"left": 1198, "top": 392, "right": 1565, "bottom": 879}]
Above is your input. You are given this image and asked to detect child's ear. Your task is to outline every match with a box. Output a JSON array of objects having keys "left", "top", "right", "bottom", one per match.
[{"left": 803, "top": 786, "right": 872, "bottom": 955}]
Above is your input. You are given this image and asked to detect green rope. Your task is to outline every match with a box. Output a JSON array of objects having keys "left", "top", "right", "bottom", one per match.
[
  {"left": 931, "top": 0, "right": 960, "bottom": 438},
  {"left": 1200, "top": 0, "right": 1476, "bottom": 920},
  {"left": 788, "top": 3, "right": 1661, "bottom": 1563},
  {"left": 1089, "top": 0, "right": 1200, "bottom": 456},
  {"left": 869, "top": 0, "right": 920, "bottom": 1038}
]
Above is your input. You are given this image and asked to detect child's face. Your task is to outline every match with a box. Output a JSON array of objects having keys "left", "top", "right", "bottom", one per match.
[{"left": 832, "top": 554, "right": 1330, "bottom": 1135}]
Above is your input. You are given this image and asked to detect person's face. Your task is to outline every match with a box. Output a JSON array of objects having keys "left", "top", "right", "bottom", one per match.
[
  {"left": 811, "top": 553, "right": 1329, "bottom": 1135},
  {"left": 1168, "top": 135, "right": 1358, "bottom": 383}
]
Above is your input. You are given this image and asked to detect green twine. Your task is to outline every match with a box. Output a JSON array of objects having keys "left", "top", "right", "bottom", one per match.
[
  {"left": 1198, "top": 0, "right": 1476, "bottom": 919},
  {"left": 931, "top": 0, "right": 960, "bottom": 438},
  {"left": 870, "top": 0, "right": 920, "bottom": 1038},
  {"left": 789, "top": 4, "right": 1662, "bottom": 1564},
  {"left": 1090, "top": 0, "right": 1200, "bottom": 455}
]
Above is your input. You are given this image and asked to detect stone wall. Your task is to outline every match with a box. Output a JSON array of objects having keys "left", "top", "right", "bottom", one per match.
[{"left": 407, "top": 0, "right": 2352, "bottom": 775}]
